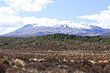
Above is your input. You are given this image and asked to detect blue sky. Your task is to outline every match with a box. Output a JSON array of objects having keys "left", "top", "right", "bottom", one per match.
[{"left": 0, "top": 0, "right": 110, "bottom": 35}]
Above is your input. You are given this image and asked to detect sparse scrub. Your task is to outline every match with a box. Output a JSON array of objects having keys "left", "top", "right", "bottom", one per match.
[
  {"left": 0, "top": 63, "right": 7, "bottom": 73},
  {"left": 0, "top": 34, "right": 110, "bottom": 72}
]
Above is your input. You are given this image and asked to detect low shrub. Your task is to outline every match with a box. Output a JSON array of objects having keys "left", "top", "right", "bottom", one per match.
[
  {"left": 16, "top": 55, "right": 29, "bottom": 61},
  {"left": 90, "top": 66, "right": 106, "bottom": 73},
  {"left": 97, "top": 62, "right": 107, "bottom": 68},
  {"left": 0, "top": 54, "right": 3, "bottom": 58},
  {"left": 0, "top": 63, "right": 7, "bottom": 73},
  {"left": 42, "top": 62, "right": 53, "bottom": 68},
  {"left": 84, "top": 65, "right": 90, "bottom": 69},
  {"left": 82, "top": 59, "right": 93, "bottom": 67},
  {"left": 1, "top": 59, "right": 10, "bottom": 66},
  {"left": 45, "top": 56, "right": 59, "bottom": 63},
  {"left": 104, "top": 64, "right": 110, "bottom": 71}
]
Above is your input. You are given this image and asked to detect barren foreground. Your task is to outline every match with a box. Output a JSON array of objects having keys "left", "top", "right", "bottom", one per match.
[{"left": 0, "top": 49, "right": 110, "bottom": 73}]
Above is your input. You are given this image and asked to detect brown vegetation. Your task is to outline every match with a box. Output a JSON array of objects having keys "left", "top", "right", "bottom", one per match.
[{"left": 0, "top": 49, "right": 109, "bottom": 73}]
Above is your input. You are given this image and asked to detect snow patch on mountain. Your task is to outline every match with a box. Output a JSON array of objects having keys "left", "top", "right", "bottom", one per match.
[
  {"left": 23, "top": 21, "right": 93, "bottom": 30},
  {"left": 53, "top": 21, "right": 90, "bottom": 29},
  {"left": 20, "top": 20, "right": 108, "bottom": 33},
  {"left": 23, "top": 24, "right": 38, "bottom": 29}
]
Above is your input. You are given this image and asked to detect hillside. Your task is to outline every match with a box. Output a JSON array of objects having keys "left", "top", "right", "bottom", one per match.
[
  {"left": 0, "top": 34, "right": 110, "bottom": 51},
  {"left": 99, "top": 32, "right": 110, "bottom": 37}
]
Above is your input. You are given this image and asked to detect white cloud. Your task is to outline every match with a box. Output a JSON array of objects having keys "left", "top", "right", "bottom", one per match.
[
  {"left": 22, "top": 17, "right": 59, "bottom": 27},
  {"left": 78, "top": 6, "right": 110, "bottom": 28},
  {"left": 0, "top": 7, "right": 23, "bottom": 35},
  {"left": 35, "top": 17, "right": 59, "bottom": 27},
  {"left": 0, "top": 27, "right": 18, "bottom": 34},
  {"left": 0, "top": 7, "right": 15, "bottom": 15},
  {"left": 4, "top": 0, "right": 54, "bottom": 11},
  {"left": 0, "top": 7, "right": 22, "bottom": 27}
]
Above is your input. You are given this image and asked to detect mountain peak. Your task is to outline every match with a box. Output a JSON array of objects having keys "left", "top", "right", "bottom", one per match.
[
  {"left": 22, "top": 24, "right": 38, "bottom": 29},
  {"left": 54, "top": 21, "right": 90, "bottom": 29}
]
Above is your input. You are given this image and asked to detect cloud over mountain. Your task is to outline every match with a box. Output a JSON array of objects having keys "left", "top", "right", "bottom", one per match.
[
  {"left": 0, "top": 0, "right": 54, "bottom": 34},
  {"left": 78, "top": 6, "right": 110, "bottom": 29}
]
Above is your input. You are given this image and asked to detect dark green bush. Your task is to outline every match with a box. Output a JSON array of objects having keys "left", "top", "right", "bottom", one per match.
[{"left": 1, "top": 59, "right": 10, "bottom": 66}]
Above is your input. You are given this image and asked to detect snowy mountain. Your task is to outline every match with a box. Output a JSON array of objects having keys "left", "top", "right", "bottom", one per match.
[
  {"left": 54, "top": 21, "right": 90, "bottom": 29},
  {"left": 3, "top": 22, "right": 110, "bottom": 37}
]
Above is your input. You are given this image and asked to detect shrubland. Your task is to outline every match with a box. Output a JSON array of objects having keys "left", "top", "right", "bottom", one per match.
[
  {"left": 0, "top": 34, "right": 110, "bottom": 51},
  {"left": 0, "top": 34, "right": 110, "bottom": 73}
]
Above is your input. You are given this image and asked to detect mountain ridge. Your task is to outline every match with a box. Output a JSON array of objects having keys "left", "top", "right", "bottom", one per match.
[{"left": 3, "top": 23, "right": 110, "bottom": 37}]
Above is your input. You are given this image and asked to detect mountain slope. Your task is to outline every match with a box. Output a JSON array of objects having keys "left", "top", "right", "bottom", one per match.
[
  {"left": 99, "top": 32, "right": 110, "bottom": 37},
  {"left": 3, "top": 23, "right": 110, "bottom": 37}
]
